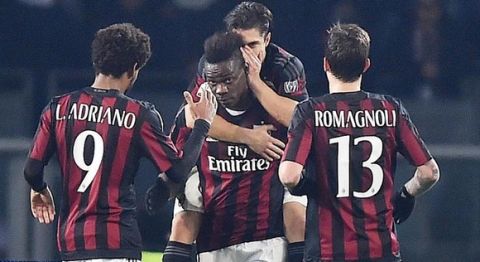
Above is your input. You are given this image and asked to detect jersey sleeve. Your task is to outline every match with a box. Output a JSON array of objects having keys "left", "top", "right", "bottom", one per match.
[
  {"left": 24, "top": 101, "right": 57, "bottom": 191},
  {"left": 396, "top": 100, "right": 432, "bottom": 166},
  {"left": 274, "top": 56, "right": 308, "bottom": 102},
  {"left": 28, "top": 102, "right": 56, "bottom": 163},
  {"left": 139, "top": 106, "right": 181, "bottom": 174},
  {"left": 282, "top": 101, "right": 314, "bottom": 165},
  {"left": 170, "top": 106, "right": 193, "bottom": 151}
]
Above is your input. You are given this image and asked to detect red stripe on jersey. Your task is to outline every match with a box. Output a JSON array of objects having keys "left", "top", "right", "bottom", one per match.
[
  {"left": 382, "top": 101, "right": 400, "bottom": 255},
  {"left": 209, "top": 173, "right": 233, "bottom": 247},
  {"left": 359, "top": 99, "right": 382, "bottom": 258},
  {"left": 56, "top": 95, "right": 70, "bottom": 252},
  {"left": 313, "top": 106, "right": 335, "bottom": 257},
  {"left": 65, "top": 93, "right": 92, "bottom": 251},
  {"left": 30, "top": 108, "right": 53, "bottom": 161},
  {"left": 336, "top": 101, "right": 359, "bottom": 259},
  {"left": 141, "top": 122, "right": 175, "bottom": 173},
  {"left": 230, "top": 173, "right": 253, "bottom": 243},
  {"left": 107, "top": 100, "right": 140, "bottom": 249},
  {"left": 398, "top": 112, "right": 430, "bottom": 166},
  {"left": 83, "top": 96, "right": 116, "bottom": 250},
  {"left": 253, "top": 166, "right": 276, "bottom": 239}
]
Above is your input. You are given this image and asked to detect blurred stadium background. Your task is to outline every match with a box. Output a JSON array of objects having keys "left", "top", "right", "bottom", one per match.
[{"left": 0, "top": 0, "right": 479, "bottom": 261}]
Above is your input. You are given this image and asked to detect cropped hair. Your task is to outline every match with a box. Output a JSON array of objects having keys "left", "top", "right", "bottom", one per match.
[
  {"left": 204, "top": 31, "right": 244, "bottom": 64},
  {"left": 325, "top": 23, "right": 370, "bottom": 82},
  {"left": 224, "top": 1, "right": 273, "bottom": 36},
  {"left": 91, "top": 23, "right": 151, "bottom": 78}
]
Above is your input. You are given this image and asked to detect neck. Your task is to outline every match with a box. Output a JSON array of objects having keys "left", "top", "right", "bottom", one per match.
[
  {"left": 91, "top": 73, "right": 131, "bottom": 94},
  {"left": 326, "top": 72, "right": 362, "bottom": 93}
]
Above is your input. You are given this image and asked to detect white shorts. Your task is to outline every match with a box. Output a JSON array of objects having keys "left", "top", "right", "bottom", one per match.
[
  {"left": 173, "top": 168, "right": 307, "bottom": 215},
  {"left": 197, "top": 237, "right": 287, "bottom": 262}
]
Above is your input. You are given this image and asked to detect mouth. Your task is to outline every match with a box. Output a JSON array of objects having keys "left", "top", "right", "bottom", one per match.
[{"left": 217, "top": 96, "right": 233, "bottom": 106}]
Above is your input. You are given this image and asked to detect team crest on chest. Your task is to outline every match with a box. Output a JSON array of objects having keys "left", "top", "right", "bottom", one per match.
[{"left": 283, "top": 80, "right": 298, "bottom": 93}]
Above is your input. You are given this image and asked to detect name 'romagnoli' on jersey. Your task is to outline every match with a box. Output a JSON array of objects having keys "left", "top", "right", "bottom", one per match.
[
  {"left": 55, "top": 103, "right": 136, "bottom": 129},
  {"left": 315, "top": 109, "right": 396, "bottom": 128}
]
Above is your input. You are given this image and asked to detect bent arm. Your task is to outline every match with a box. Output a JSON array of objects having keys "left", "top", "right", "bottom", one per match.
[
  {"left": 249, "top": 78, "right": 297, "bottom": 127},
  {"left": 404, "top": 158, "right": 440, "bottom": 197}
]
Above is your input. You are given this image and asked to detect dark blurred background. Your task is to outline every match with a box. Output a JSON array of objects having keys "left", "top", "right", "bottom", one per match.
[{"left": 0, "top": 0, "right": 479, "bottom": 261}]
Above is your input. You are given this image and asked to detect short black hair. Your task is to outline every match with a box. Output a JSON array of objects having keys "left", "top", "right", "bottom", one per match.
[
  {"left": 91, "top": 23, "right": 151, "bottom": 78},
  {"left": 204, "top": 31, "right": 244, "bottom": 64},
  {"left": 325, "top": 23, "right": 370, "bottom": 82},
  {"left": 224, "top": 1, "right": 273, "bottom": 36}
]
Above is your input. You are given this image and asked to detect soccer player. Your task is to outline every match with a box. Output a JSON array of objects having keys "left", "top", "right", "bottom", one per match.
[
  {"left": 161, "top": 31, "right": 300, "bottom": 262},
  {"left": 158, "top": 2, "right": 309, "bottom": 261},
  {"left": 279, "top": 23, "right": 440, "bottom": 261},
  {"left": 23, "top": 23, "right": 216, "bottom": 261}
]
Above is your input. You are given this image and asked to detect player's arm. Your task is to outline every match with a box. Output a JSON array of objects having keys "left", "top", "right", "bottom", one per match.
[
  {"left": 241, "top": 46, "right": 308, "bottom": 127},
  {"left": 394, "top": 100, "right": 440, "bottom": 223},
  {"left": 187, "top": 62, "right": 286, "bottom": 161},
  {"left": 279, "top": 102, "right": 314, "bottom": 194},
  {"left": 24, "top": 102, "right": 56, "bottom": 224}
]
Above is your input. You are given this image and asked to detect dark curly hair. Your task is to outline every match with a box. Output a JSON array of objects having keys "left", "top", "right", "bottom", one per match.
[
  {"left": 224, "top": 1, "right": 273, "bottom": 36},
  {"left": 91, "top": 23, "right": 151, "bottom": 78},
  {"left": 325, "top": 23, "right": 370, "bottom": 82},
  {"left": 204, "top": 31, "right": 244, "bottom": 65}
]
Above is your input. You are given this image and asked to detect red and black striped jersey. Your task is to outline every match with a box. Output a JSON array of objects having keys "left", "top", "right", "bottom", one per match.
[
  {"left": 27, "top": 87, "right": 180, "bottom": 260},
  {"left": 190, "top": 43, "right": 308, "bottom": 103},
  {"left": 283, "top": 91, "right": 431, "bottom": 261},
  {"left": 172, "top": 101, "right": 288, "bottom": 253}
]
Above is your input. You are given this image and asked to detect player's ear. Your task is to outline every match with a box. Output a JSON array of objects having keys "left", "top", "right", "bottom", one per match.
[
  {"left": 323, "top": 57, "right": 331, "bottom": 72},
  {"left": 127, "top": 63, "right": 139, "bottom": 78},
  {"left": 264, "top": 32, "right": 271, "bottom": 46},
  {"left": 363, "top": 58, "right": 370, "bottom": 73}
]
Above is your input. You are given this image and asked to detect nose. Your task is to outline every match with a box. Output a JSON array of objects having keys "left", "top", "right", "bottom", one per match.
[{"left": 214, "top": 83, "right": 228, "bottom": 94}]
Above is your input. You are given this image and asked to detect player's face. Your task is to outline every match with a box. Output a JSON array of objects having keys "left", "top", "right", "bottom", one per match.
[
  {"left": 204, "top": 59, "right": 248, "bottom": 109},
  {"left": 233, "top": 28, "right": 271, "bottom": 63}
]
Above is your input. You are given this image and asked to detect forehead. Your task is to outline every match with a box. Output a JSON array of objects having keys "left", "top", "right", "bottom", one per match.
[
  {"left": 204, "top": 59, "right": 242, "bottom": 78},
  {"left": 233, "top": 28, "right": 264, "bottom": 43}
]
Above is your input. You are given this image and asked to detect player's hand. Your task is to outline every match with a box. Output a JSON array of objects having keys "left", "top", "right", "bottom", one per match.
[
  {"left": 245, "top": 124, "right": 285, "bottom": 161},
  {"left": 393, "top": 186, "right": 415, "bottom": 224},
  {"left": 145, "top": 173, "right": 172, "bottom": 216},
  {"left": 241, "top": 46, "right": 262, "bottom": 82},
  {"left": 184, "top": 84, "right": 217, "bottom": 125},
  {"left": 30, "top": 186, "right": 55, "bottom": 224}
]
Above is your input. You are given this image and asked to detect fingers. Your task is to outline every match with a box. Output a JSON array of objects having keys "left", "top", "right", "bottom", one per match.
[
  {"left": 263, "top": 124, "right": 278, "bottom": 132},
  {"left": 259, "top": 152, "right": 274, "bottom": 162},
  {"left": 270, "top": 137, "right": 286, "bottom": 149},
  {"left": 265, "top": 148, "right": 282, "bottom": 160},
  {"left": 184, "top": 91, "right": 194, "bottom": 106}
]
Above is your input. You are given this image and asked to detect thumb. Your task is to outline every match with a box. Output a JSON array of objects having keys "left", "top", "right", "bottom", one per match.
[{"left": 184, "top": 91, "right": 194, "bottom": 106}]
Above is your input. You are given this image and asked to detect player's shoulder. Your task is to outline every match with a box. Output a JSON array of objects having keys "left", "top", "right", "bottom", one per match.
[
  {"left": 266, "top": 43, "right": 304, "bottom": 80},
  {"left": 364, "top": 91, "right": 402, "bottom": 107}
]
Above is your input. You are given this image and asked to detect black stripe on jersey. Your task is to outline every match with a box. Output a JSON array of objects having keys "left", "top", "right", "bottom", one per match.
[
  {"left": 283, "top": 59, "right": 301, "bottom": 80},
  {"left": 95, "top": 97, "right": 124, "bottom": 249},
  {"left": 60, "top": 92, "right": 81, "bottom": 252},
  {"left": 349, "top": 101, "right": 370, "bottom": 260},
  {"left": 74, "top": 103, "right": 98, "bottom": 251},
  {"left": 325, "top": 100, "right": 345, "bottom": 260},
  {"left": 266, "top": 168, "right": 284, "bottom": 238},
  {"left": 370, "top": 98, "right": 393, "bottom": 257},
  {"left": 118, "top": 102, "right": 146, "bottom": 250},
  {"left": 199, "top": 143, "right": 223, "bottom": 250},
  {"left": 243, "top": 169, "right": 264, "bottom": 241},
  {"left": 220, "top": 174, "right": 241, "bottom": 245},
  {"left": 305, "top": 196, "right": 321, "bottom": 260}
]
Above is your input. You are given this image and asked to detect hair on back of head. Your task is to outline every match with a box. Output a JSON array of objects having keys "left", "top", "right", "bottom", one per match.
[
  {"left": 91, "top": 23, "right": 151, "bottom": 78},
  {"left": 325, "top": 23, "right": 370, "bottom": 82},
  {"left": 224, "top": 1, "right": 273, "bottom": 35},
  {"left": 204, "top": 31, "right": 244, "bottom": 64}
]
